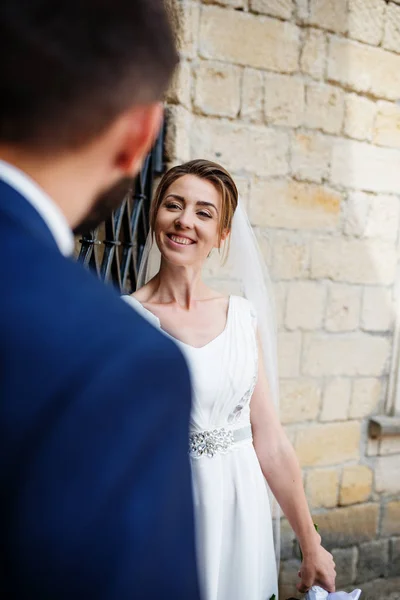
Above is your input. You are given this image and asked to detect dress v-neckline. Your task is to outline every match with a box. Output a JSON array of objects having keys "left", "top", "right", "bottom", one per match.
[{"left": 131, "top": 295, "right": 233, "bottom": 350}]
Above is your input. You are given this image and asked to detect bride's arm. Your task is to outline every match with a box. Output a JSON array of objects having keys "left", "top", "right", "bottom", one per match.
[{"left": 251, "top": 336, "right": 336, "bottom": 594}]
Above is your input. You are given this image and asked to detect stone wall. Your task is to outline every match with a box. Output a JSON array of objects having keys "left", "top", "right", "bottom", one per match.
[{"left": 167, "top": 0, "right": 400, "bottom": 596}]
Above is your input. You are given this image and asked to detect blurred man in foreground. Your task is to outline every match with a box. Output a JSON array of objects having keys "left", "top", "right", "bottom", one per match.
[{"left": 0, "top": 1, "right": 200, "bottom": 598}]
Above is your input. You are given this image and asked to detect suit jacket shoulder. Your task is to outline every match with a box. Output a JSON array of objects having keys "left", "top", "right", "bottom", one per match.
[{"left": 0, "top": 188, "right": 200, "bottom": 599}]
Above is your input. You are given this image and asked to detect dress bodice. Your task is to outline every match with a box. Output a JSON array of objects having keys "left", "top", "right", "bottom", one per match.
[{"left": 123, "top": 295, "right": 258, "bottom": 432}]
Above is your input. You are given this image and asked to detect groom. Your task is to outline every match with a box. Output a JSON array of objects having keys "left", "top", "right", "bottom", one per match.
[{"left": 0, "top": 1, "right": 200, "bottom": 599}]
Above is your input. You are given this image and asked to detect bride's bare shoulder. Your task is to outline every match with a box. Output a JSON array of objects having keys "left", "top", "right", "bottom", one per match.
[{"left": 129, "top": 280, "right": 155, "bottom": 303}]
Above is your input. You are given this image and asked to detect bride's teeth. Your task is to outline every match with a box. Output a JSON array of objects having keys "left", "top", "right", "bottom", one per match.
[{"left": 171, "top": 235, "right": 191, "bottom": 245}]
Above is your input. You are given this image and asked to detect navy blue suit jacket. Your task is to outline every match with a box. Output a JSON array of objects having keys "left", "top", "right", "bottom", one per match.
[{"left": 0, "top": 180, "right": 200, "bottom": 599}]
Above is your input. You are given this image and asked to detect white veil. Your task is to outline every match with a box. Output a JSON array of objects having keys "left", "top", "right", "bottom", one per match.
[{"left": 137, "top": 198, "right": 281, "bottom": 570}]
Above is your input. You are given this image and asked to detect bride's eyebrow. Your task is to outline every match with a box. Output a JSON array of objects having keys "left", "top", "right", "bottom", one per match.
[
  {"left": 196, "top": 201, "right": 218, "bottom": 214},
  {"left": 165, "top": 193, "right": 184, "bottom": 202}
]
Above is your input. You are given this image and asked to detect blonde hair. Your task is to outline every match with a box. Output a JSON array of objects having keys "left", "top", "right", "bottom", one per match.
[{"left": 150, "top": 159, "right": 238, "bottom": 256}]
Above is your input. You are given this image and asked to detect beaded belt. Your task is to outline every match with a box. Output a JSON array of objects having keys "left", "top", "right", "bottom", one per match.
[{"left": 189, "top": 425, "right": 252, "bottom": 458}]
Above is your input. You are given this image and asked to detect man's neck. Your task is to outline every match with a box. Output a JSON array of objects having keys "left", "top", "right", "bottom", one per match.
[{"left": 0, "top": 146, "right": 104, "bottom": 230}]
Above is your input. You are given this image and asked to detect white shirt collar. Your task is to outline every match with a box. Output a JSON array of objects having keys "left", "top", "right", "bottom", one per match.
[{"left": 0, "top": 160, "right": 74, "bottom": 257}]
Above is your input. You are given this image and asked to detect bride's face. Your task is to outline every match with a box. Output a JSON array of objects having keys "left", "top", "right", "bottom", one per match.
[{"left": 154, "top": 174, "right": 225, "bottom": 268}]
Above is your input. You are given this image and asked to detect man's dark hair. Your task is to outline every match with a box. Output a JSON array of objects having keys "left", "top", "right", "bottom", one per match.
[{"left": 0, "top": 0, "right": 178, "bottom": 152}]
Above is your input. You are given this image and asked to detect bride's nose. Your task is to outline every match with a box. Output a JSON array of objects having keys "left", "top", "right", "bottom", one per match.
[{"left": 175, "top": 209, "right": 194, "bottom": 230}]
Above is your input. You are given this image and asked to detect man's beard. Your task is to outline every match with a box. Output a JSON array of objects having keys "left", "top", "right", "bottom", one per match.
[{"left": 73, "top": 177, "right": 134, "bottom": 235}]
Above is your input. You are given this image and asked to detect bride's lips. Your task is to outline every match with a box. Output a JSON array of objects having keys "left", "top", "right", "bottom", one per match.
[{"left": 166, "top": 233, "right": 196, "bottom": 247}]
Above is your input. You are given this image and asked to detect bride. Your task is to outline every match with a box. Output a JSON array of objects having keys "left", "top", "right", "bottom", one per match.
[{"left": 123, "top": 159, "right": 336, "bottom": 600}]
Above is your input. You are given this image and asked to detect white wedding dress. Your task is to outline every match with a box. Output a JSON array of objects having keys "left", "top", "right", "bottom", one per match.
[{"left": 123, "top": 294, "right": 278, "bottom": 600}]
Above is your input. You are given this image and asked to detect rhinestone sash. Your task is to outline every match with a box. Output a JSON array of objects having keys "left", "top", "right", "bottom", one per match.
[{"left": 189, "top": 425, "right": 252, "bottom": 458}]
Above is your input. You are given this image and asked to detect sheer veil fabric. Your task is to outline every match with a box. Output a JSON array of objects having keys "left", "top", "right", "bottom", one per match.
[{"left": 137, "top": 198, "right": 281, "bottom": 570}]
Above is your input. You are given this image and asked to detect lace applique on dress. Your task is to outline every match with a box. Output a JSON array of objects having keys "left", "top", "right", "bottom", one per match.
[{"left": 227, "top": 367, "right": 257, "bottom": 424}]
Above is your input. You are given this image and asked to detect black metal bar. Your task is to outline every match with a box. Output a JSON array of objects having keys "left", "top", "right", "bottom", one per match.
[{"left": 76, "top": 126, "right": 165, "bottom": 294}]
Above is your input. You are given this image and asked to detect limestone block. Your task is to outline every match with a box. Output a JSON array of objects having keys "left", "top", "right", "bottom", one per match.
[
  {"left": 295, "top": 421, "right": 361, "bottom": 467},
  {"left": 302, "top": 332, "right": 390, "bottom": 377},
  {"left": 241, "top": 68, "right": 264, "bottom": 123},
  {"left": 279, "top": 558, "right": 301, "bottom": 600},
  {"left": 311, "top": 504, "right": 379, "bottom": 547},
  {"left": 325, "top": 284, "right": 361, "bottom": 333},
  {"left": 305, "top": 467, "right": 339, "bottom": 508},
  {"left": 280, "top": 517, "right": 296, "bottom": 560},
  {"left": 202, "top": 0, "right": 245, "bottom": 7},
  {"left": 250, "top": 179, "right": 341, "bottom": 230},
  {"left": 375, "top": 454, "right": 400, "bottom": 494},
  {"left": 280, "top": 378, "right": 321, "bottom": 424},
  {"left": 291, "top": 132, "right": 332, "bottom": 183},
  {"left": 295, "top": 0, "right": 309, "bottom": 22},
  {"left": 361, "top": 286, "right": 393, "bottom": 332},
  {"left": 357, "top": 539, "right": 389, "bottom": 582},
  {"left": 311, "top": 237, "right": 397, "bottom": 285},
  {"left": 308, "top": 0, "right": 348, "bottom": 34},
  {"left": 328, "top": 36, "right": 400, "bottom": 101},
  {"left": 278, "top": 331, "right": 302, "bottom": 377},
  {"left": 349, "top": 377, "right": 381, "bottom": 419},
  {"left": 165, "top": 105, "right": 192, "bottom": 162},
  {"left": 199, "top": 5, "right": 300, "bottom": 72},
  {"left": 166, "top": 60, "right": 191, "bottom": 108},
  {"left": 194, "top": 61, "right": 241, "bottom": 118},
  {"left": 340, "top": 465, "right": 373, "bottom": 505},
  {"left": 345, "top": 191, "right": 400, "bottom": 242},
  {"left": 344, "top": 191, "right": 370, "bottom": 237},
  {"left": 388, "top": 539, "right": 400, "bottom": 578},
  {"left": 348, "top": 0, "right": 386, "bottom": 45},
  {"left": 332, "top": 547, "right": 358, "bottom": 588},
  {"left": 271, "top": 233, "right": 310, "bottom": 280},
  {"left": 358, "top": 577, "right": 400, "bottom": 599},
  {"left": 373, "top": 100, "right": 400, "bottom": 149},
  {"left": 380, "top": 436, "right": 400, "bottom": 455},
  {"left": 305, "top": 82, "right": 345, "bottom": 134},
  {"left": 285, "top": 281, "right": 326, "bottom": 330},
  {"left": 264, "top": 73, "right": 304, "bottom": 127},
  {"left": 366, "top": 437, "right": 380, "bottom": 456},
  {"left": 382, "top": 502, "right": 400, "bottom": 536},
  {"left": 191, "top": 117, "right": 289, "bottom": 176},
  {"left": 344, "top": 94, "right": 376, "bottom": 142},
  {"left": 234, "top": 176, "right": 251, "bottom": 207},
  {"left": 249, "top": 0, "right": 294, "bottom": 19},
  {"left": 383, "top": 1, "right": 400, "bottom": 53},
  {"left": 320, "top": 378, "right": 352, "bottom": 421},
  {"left": 176, "top": 1, "right": 200, "bottom": 59},
  {"left": 366, "top": 194, "right": 400, "bottom": 241},
  {"left": 300, "top": 28, "right": 327, "bottom": 79}
]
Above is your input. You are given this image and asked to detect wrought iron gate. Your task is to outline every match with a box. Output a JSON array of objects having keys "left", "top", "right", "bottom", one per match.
[{"left": 76, "top": 129, "right": 164, "bottom": 294}]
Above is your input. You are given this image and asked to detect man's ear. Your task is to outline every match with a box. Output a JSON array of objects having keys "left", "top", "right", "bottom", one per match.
[{"left": 114, "top": 102, "right": 163, "bottom": 177}]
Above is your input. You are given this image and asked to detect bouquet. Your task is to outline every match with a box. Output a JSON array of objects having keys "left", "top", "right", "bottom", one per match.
[
  {"left": 271, "top": 587, "right": 362, "bottom": 600},
  {"left": 305, "top": 587, "right": 362, "bottom": 600}
]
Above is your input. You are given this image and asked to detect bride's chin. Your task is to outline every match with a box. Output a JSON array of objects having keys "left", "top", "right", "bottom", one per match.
[{"left": 161, "top": 252, "right": 205, "bottom": 271}]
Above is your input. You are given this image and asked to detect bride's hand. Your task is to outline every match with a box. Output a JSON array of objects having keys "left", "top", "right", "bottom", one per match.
[{"left": 297, "top": 542, "right": 336, "bottom": 593}]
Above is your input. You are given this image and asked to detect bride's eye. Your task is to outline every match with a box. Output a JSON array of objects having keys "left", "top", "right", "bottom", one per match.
[
  {"left": 198, "top": 211, "right": 212, "bottom": 219},
  {"left": 165, "top": 202, "right": 181, "bottom": 210}
]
